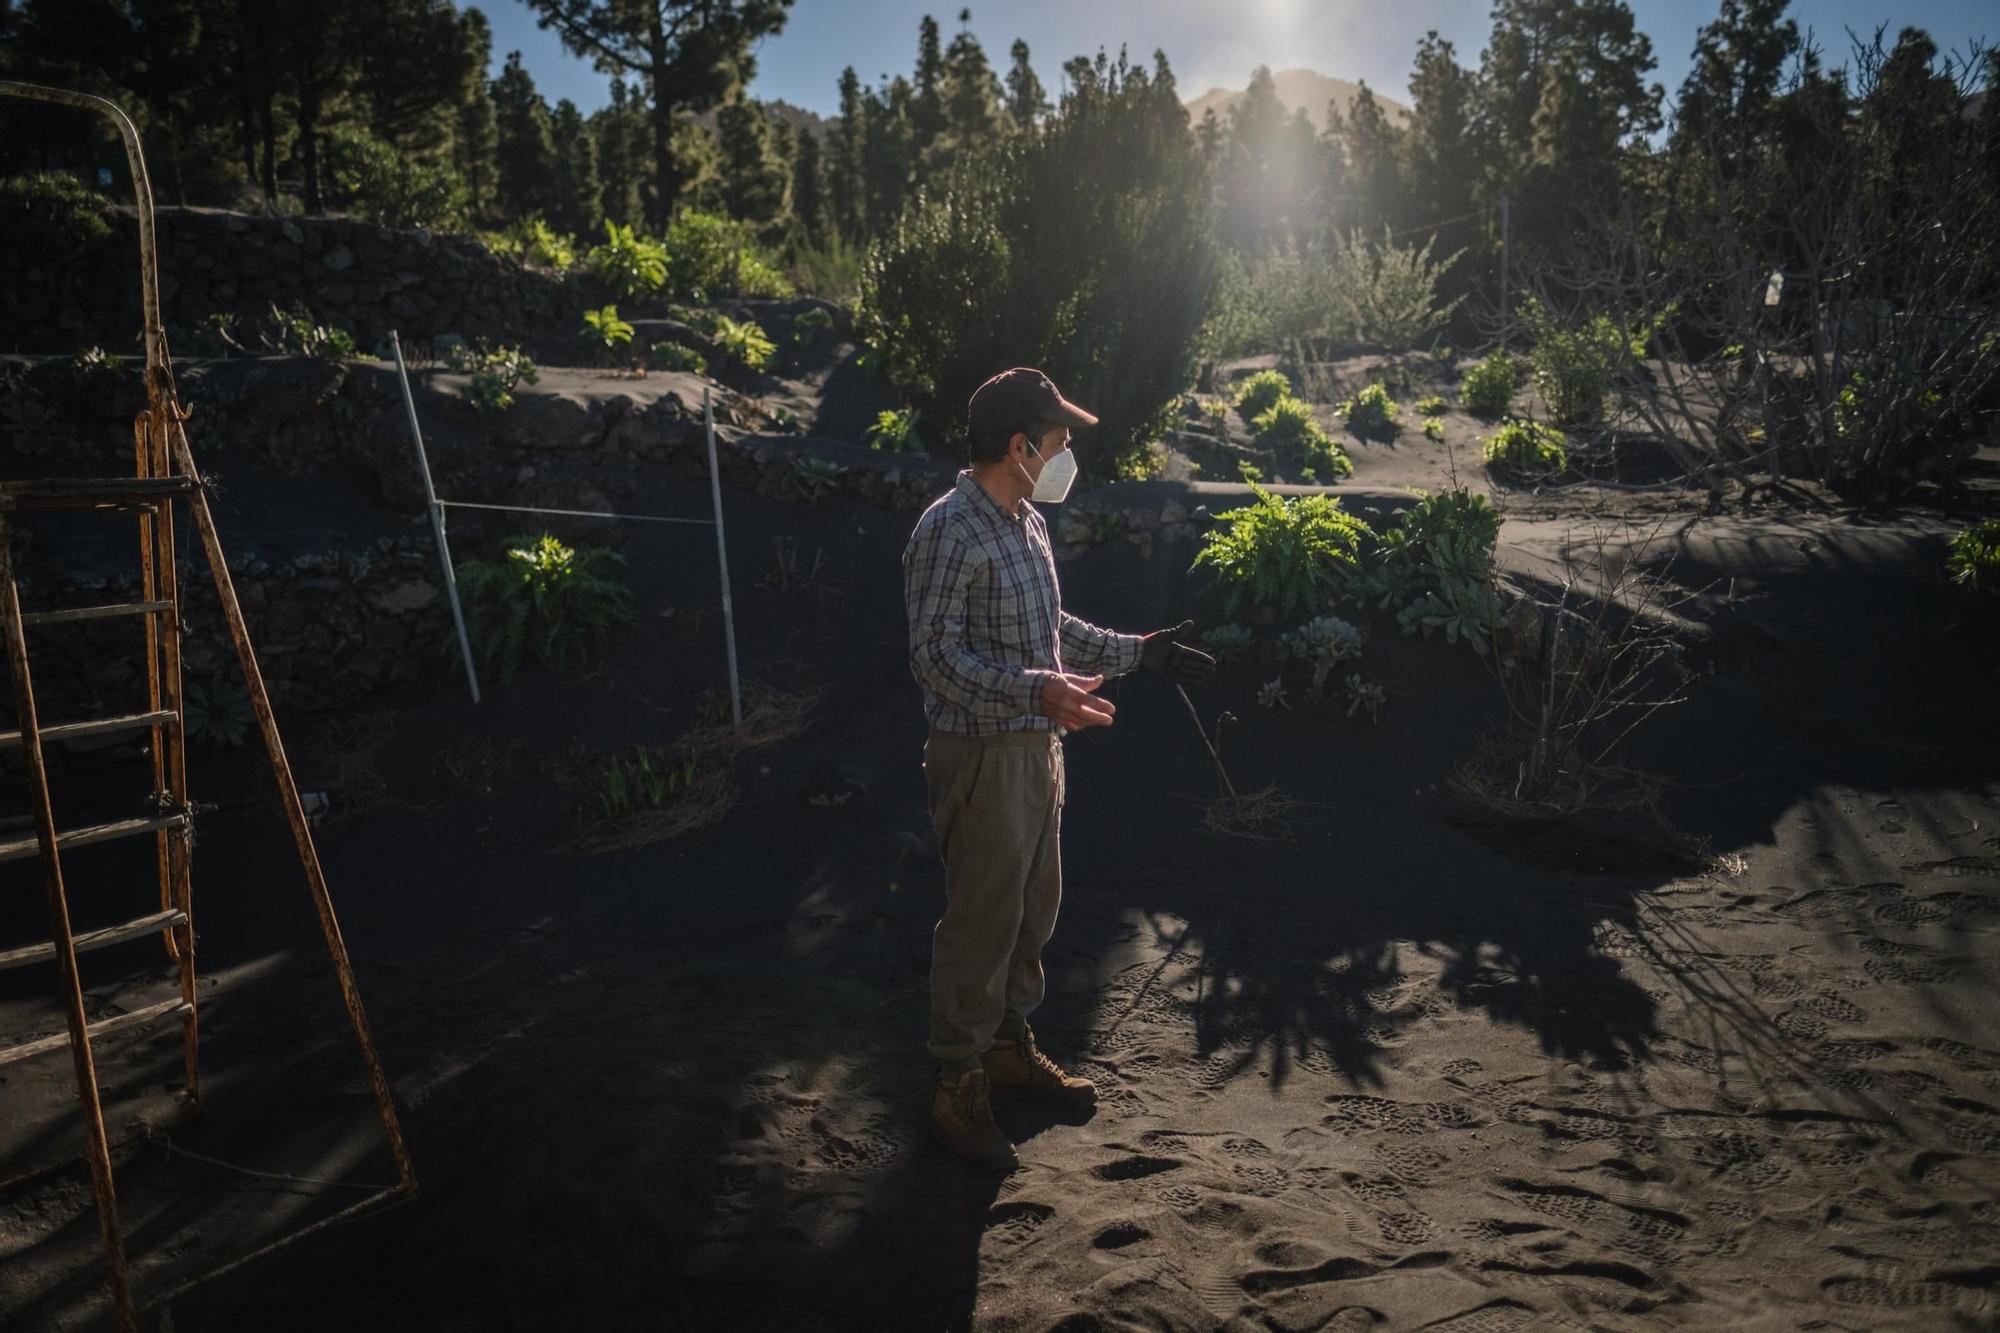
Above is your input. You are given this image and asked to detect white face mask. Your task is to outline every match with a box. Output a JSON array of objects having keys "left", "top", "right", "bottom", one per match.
[{"left": 1018, "top": 435, "right": 1079, "bottom": 504}]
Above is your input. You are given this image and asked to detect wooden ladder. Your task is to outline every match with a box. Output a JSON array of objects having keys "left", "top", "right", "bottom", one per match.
[{"left": 0, "top": 80, "right": 415, "bottom": 1332}]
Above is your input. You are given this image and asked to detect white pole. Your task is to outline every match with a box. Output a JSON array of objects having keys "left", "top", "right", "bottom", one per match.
[
  {"left": 389, "top": 330, "right": 481, "bottom": 705},
  {"left": 704, "top": 386, "right": 743, "bottom": 729}
]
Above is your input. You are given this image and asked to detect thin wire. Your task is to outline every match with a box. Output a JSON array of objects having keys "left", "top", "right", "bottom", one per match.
[
  {"left": 145, "top": 1129, "right": 397, "bottom": 1193},
  {"left": 435, "top": 499, "right": 713, "bottom": 527}
]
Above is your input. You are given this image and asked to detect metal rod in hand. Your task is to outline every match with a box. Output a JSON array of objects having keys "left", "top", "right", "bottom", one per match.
[
  {"left": 389, "top": 330, "right": 480, "bottom": 705},
  {"left": 703, "top": 386, "right": 743, "bottom": 730}
]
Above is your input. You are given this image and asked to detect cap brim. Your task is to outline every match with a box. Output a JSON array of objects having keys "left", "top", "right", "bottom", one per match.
[{"left": 1054, "top": 398, "right": 1098, "bottom": 429}]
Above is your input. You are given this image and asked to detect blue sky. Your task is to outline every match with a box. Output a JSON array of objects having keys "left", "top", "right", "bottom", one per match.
[{"left": 483, "top": 1, "right": 1994, "bottom": 119}]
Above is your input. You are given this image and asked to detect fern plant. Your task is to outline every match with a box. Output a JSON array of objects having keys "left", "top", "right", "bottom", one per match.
[
  {"left": 455, "top": 533, "right": 632, "bottom": 683},
  {"left": 1231, "top": 368, "right": 1293, "bottom": 420},
  {"left": 713, "top": 315, "right": 775, "bottom": 370},
  {"left": 1190, "top": 482, "right": 1372, "bottom": 618},
  {"left": 1251, "top": 395, "right": 1353, "bottom": 479}
]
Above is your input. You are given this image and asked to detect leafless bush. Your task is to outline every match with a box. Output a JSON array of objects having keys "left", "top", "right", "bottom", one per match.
[
  {"left": 1454, "top": 520, "right": 1701, "bottom": 818},
  {"left": 1520, "top": 31, "right": 2000, "bottom": 500}
]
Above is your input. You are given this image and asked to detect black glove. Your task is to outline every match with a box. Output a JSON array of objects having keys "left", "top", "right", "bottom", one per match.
[{"left": 1140, "top": 620, "right": 1217, "bottom": 685}]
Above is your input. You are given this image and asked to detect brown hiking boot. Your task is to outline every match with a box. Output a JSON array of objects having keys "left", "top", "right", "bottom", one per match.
[
  {"left": 931, "top": 1068, "right": 1018, "bottom": 1172},
  {"left": 983, "top": 1028, "right": 1097, "bottom": 1108}
]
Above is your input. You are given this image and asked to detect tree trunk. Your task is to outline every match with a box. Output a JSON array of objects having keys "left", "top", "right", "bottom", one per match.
[
  {"left": 647, "top": 7, "right": 677, "bottom": 229},
  {"left": 299, "top": 78, "right": 323, "bottom": 213},
  {"left": 259, "top": 96, "right": 278, "bottom": 206}
]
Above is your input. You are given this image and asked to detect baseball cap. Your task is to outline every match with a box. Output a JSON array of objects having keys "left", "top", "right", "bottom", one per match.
[{"left": 966, "top": 367, "right": 1098, "bottom": 450}]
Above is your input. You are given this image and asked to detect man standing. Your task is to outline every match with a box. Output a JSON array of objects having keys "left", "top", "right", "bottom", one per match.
[{"left": 901, "top": 367, "right": 1215, "bottom": 1171}]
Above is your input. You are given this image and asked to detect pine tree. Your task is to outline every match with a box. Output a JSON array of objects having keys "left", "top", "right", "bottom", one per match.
[
  {"left": 548, "top": 98, "right": 603, "bottom": 236},
  {"left": 791, "top": 125, "right": 830, "bottom": 246},
  {"left": 716, "top": 92, "right": 790, "bottom": 226},
  {"left": 1005, "top": 39, "right": 1047, "bottom": 130},
  {"left": 523, "top": 0, "right": 794, "bottom": 227},
  {"left": 492, "top": 51, "right": 556, "bottom": 221},
  {"left": 453, "top": 8, "right": 499, "bottom": 221},
  {"left": 861, "top": 76, "right": 914, "bottom": 233},
  {"left": 1216, "top": 66, "right": 1290, "bottom": 250},
  {"left": 912, "top": 15, "right": 946, "bottom": 155},
  {"left": 942, "top": 9, "right": 1000, "bottom": 145},
  {"left": 830, "top": 66, "right": 868, "bottom": 239},
  {"left": 1402, "top": 32, "right": 1478, "bottom": 246},
  {"left": 592, "top": 78, "right": 650, "bottom": 227}
]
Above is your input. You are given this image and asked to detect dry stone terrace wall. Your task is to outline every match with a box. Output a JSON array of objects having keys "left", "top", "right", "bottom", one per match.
[
  {"left": 6, "top": 206, "right": 576, "bottom": 354},
  {"left": 7, "top": 539, "right": 450, "bottom": 731},
  {"left": 3, "top": 352, "right": 1392, "bottom": 724}
]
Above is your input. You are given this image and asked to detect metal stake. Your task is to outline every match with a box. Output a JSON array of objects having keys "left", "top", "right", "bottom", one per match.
[
  {"left": 390, "top": 330, "right": 480, "bottom": 704},
  {"left": 704, "top": 386, "right": 743, "bottom": 729}
]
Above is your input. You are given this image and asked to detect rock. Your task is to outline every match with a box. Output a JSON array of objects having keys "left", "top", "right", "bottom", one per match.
[
  {"left": 376, "top": 572, "right": 442, "bottom": 608},
  {"left": 323, "top": 244, "right": 355, "bottom": 272},
  {"left": 281, "top": 220, "right": 304, "bottom": 245}
]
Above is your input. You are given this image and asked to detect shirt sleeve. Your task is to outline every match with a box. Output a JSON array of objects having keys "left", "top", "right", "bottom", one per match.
[
  {"left": 904, "top": 515, "right": 1050, "bottom": 720},
  {"left": 1059, "top": 610, "right": 1145, "bottom": 678}
]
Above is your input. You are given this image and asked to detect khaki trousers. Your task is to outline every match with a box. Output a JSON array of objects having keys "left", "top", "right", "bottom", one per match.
[{"left": 923, "top": 728, "right": 1066, "bottom": 1075}]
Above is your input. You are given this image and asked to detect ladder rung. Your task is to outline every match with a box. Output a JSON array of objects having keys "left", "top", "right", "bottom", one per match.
[
  {"left": 0, "top": 998, "right": 192, "bottom": 1069},
  {"left": 0, "top": 909, "right": 187, "bottom": 972},
  {"left": 19, "top": 600, "right": 174, "bottom": 627},
  {"left": 0, "top": 476, "right": 194, "bottom": 510},
  {"left": 0, "top": 709, "right": 178, "bottom": 750},
  {"left": 0, "top": 812, "right": 188, "bottom": 863}
]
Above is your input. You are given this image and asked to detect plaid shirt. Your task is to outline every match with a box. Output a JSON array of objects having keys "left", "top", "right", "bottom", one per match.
[{"left": 903, "top": 470, "right": 1144, "bottom": 736}]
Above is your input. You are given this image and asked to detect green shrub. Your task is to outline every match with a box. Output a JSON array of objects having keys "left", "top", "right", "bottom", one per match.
[
  {"left": 1947, "top": 519, "right": 2000, "bottom": 598},
  {"left": 664, "top": 210, "right": 794, "bottom": 300},
  {"left": 651, "top": 341, "right": 707, "bottom": 374},
  {"left": 1232, "top": 369, "right": 1293, "bottom": 420},
  {"left": 1481, "top": 418, "right": 1569, "bottom": 478},
  {"left": 588, "top": 221, "right": 668, "bottom": 298},
  {"left": 864, "top": 407, "right": 923, "bottom": 452},
  {"left": 1422, "top": 418, "right": 1445, "bottom": 442},
  {"left": 581, "top": 303, "right": 635, "bottom": 353},
  {"left": 1460, "top": 352, "right": 1518, "bottom": 419},
  {"left": 486, "top": 217, "right": 577, "bottom": 272},
  {"left": 712, "top": 315, "right": 775, "bottom": 370},
  {"left": 462, "top": 347, "right": 538, "bottom": 412},
  {"left": 791, "top": 306, "right": 836, "bottom": 344},
  {"left": 598, "top": 745, "right": 700, "bottom": 819},
  {"left": 789, "top": 233, "right": 866, "bottom": 306},
  {"left": 859, "top": 53, "right": 1211, "bottom": 480},
  {"left": 1524, "top": 307, "right": 1660, "bottom": 426},
  {"left": 1251, "top": 394, "right": 1353, "bottom": 480},
  {"left": 262, "top": 303, "right": 365, "bottom": 362},
  {"left": 1338, "top": 382, "right": 1400, "bottom": 439},
  {"left": 1190, "top": 482, "right": 1373, "bottom": 617},
  {"left": 1416, "top": 395, "right": 1447, "bottom": 417},
  {"left": 323, "top": 127, "right": 466, "bottom": 232},
  {"left": 456, "top": 533, "right": 632, "bottom": 683},
  {"left": 0, "top": 171, "right": 111, "bottom": 285}
]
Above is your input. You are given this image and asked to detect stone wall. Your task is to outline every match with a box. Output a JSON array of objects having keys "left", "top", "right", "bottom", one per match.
[
  {"left": 10, "top": 539, "right": 450, "bottom": 731},
  {"left": 6, "top": 207, "right": 576, "bottom": 355}
]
